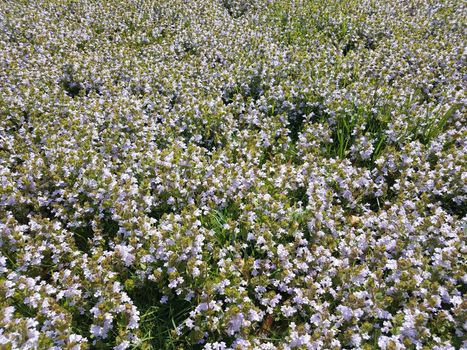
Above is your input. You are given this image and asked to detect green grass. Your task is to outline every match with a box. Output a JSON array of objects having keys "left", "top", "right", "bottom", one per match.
[{"left": 127, "top": 281, "right": 197, "bottom": 350}]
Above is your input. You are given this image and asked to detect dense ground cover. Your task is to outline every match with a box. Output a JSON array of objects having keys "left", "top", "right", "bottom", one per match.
[{"left": 0, "top": 0, "right": 466, "bottom": 349}]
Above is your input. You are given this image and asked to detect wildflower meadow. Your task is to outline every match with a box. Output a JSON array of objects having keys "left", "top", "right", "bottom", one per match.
[{"left": 0, "top": 0, "right": 465, "bottom": 349}]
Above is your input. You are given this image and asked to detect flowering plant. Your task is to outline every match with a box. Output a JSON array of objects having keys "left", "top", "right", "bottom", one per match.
[{"left": 0, "top": 0, "right": 465, "bottom": 349}]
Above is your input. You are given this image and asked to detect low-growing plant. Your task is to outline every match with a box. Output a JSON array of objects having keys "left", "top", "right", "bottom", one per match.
[{"left": 0, "top": 0, "right": 465, "bottom": 349}]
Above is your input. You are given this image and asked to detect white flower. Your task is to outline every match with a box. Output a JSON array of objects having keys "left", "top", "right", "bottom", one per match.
[
  {"left": 227, "top": 313, "right": 244, "bottom": 335},
  {"left": 114, "top": 244, "right": 135, "bottom": 267},
  {"left": 2, "top": 306, "right": 14, "bottom": 323},
  {"left": 114, "top": 341, "right": 130, "bottom": 350},
  {"left": 385, "top": 259, "right": 398, "bottom": 270},
  {"left": 281, "top": 305, "right": 297, "bottom": 317},
  {"left": 336, "top": 305, "right": 354, "bottom": 321}
]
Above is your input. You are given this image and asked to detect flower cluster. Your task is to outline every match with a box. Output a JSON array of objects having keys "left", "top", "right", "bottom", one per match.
[{"left": 0, "top": 0, "right": 465, "bottom": 349}]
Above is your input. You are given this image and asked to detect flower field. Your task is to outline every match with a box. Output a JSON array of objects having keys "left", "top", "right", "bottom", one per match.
[{"left": 0, "top": 0, "right": 466, "bottom": 349}]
